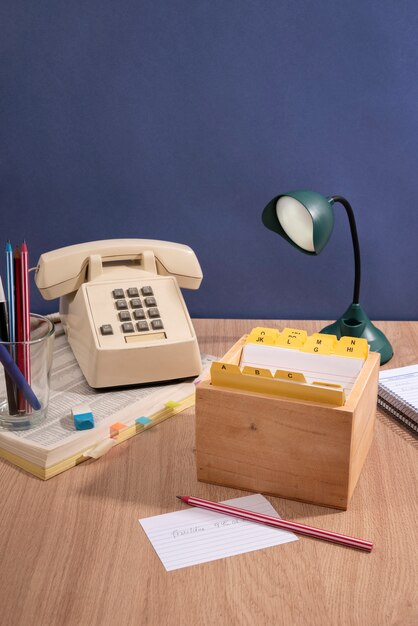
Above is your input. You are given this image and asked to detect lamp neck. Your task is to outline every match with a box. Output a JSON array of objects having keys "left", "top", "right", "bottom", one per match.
[{"left": 329, "top": 195, "right": 361, "bottom": 304}]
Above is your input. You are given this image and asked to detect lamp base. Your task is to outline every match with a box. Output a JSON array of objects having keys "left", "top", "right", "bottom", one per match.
[{"left": 320, "top": 303, "right": 393, "bottom": 365}]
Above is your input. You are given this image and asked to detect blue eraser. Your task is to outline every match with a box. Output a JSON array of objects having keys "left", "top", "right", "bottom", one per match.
[{"left": 72, "top": 404, "right": 95, "bottom": 430}]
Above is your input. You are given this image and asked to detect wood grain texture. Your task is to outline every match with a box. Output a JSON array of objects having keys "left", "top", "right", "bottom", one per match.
[
  {"left": 196, "top": 341, "right": 380, "bottom": 509},
  {"left": 0, "top": 320, "right": 417, "bottom": 626}
]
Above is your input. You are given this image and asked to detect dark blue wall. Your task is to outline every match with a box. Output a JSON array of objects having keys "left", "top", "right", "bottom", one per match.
[{"left": 2, "top": 1, "right": 417, "bottom": 320}]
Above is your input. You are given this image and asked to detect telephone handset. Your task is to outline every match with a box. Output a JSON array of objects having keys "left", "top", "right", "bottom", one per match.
[{"left": 35, "top": 239, "right": 203, "bottom": 388}]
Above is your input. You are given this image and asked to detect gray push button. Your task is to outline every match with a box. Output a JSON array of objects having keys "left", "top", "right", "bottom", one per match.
[
  {"left": 119, "top": 310, "right": 131, "bottom": 321},
  {"left": 133, "top": 309, "right": 146, "bottom": 320},
  {"left": 100, "top": 324, "right": 113, "bottom": 335},
  {"left": 141, "top": 286, "right": 153, "bottom": 296},
  {"left": 136, "top": 321, "right": 149, "bottom": 331},
  {"left": 116, "top": 299, "right": 128, "bottom": 310},
  {"left": 144, "top": 296, "right": 157, "bottom": 307},
  {"left": 130, "top": 298, "right": 142, "bottom": 309},
  {"left": 112, "top": 289, "right": 124, "bottom": 299},
  {"left": 148, "top": 307, "right": 160, "bottom": 318},
  {"left": 127, "top": 287, "right": 139, "bottom": 297},
  {"left": 151, "top": 319, "right": 164, "bottom": 330},
  {"left": 122, "top": 322, "right": 134, "bottom": 333}
]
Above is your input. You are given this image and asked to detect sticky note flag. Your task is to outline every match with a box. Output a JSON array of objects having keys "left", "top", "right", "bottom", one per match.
[
  {"left": 165, "top": 400, "right": 181, "bottom": 409},
  {"left": 135, "top": 416, "right": 152, "bottom": 425},
  {"left": 110, "top": 422, "right": 128, "bottom": 437},
  {"left": 72, "top": 404, "right": 95, "bottom": 430}
]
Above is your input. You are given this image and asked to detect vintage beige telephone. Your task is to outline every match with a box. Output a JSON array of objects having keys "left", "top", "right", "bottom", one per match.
[{"left": 35, "top": 239, "right": 203, "bottom": 388}]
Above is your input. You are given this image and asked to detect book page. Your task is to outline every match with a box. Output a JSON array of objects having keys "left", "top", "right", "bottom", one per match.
[
  {"left": 0, "top": 330, "right": 216, "bottom": 454},
  {"left": 139, "top": 494, "right": 298, "bottom": 571}
]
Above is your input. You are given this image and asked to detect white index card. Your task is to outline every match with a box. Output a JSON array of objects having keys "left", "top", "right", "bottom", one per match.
[{"left": 138, "top": 493, "right": 298, "bottom": 571}]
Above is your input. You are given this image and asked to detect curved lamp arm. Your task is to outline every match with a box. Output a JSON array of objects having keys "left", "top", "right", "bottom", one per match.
[{"left": 329, "top": 195, "right": 361, "bottom": 305}]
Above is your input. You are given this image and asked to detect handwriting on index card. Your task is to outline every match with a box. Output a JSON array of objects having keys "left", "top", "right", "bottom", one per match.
[{"left": 139, "top": 494, "right": 298, "bottom": 571}]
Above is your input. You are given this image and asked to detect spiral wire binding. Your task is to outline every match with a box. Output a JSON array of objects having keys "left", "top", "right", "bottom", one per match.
[{"left": 378, "top": 385, "right": 418, "bottom": 434}]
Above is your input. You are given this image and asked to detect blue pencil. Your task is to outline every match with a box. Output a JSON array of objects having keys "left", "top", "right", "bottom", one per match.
[
  {"left": 0, "top": 342, "right": 41, "bottom": 411},
  {"left": 5, "top": 241, "right": 15, "bottom": 343}
]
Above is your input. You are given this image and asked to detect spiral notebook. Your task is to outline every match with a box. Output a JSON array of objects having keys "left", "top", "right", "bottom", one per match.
[{"left": 378, "top": 364, "right": 418, "bottom": 434}]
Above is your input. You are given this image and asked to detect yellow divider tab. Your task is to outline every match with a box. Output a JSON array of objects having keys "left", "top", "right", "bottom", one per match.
[
  {"left": 312, "top": 381, "right": 343, "bottom": 389},
  {"left": 274, "top": 369, "right": 306, "bottom": 382},
  {"left": 210, "top": 361, "right": 344, "bottom": 405},
  {"left": 333, "top": 336, "right": 369, "bottom": 359},
  {"left": 211, "top": 362, "right": 241, "bottom": 375},
  {"left": 301, "top": 333, "right": 337, "bottom": 354},
  {"left": 275, "top": 327, "right": 308, "bottom": 349},
  {"left": 246, "top": 327, "right": 280, "bottom": 346},
  {"left": 242, "top": 366, "right": 273, "bottom": 377}
]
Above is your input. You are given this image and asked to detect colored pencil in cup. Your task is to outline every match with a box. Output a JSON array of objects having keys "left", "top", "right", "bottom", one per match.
[
  {"left": 5, "top": 241, "right": 15, "bottom": 344},
  {"left": 177, "top": 495, "right": 373, "bottom": 552},
  {"left": 0, "top": 342, "right": 41, "bottom": 411},
  {"left": 0, "top": 277, "right": 18, "bottom": 414},
  {"left": 21, "top": 242, "right": 31, "bottom": 401},
  {"left": 14, "top": 246, "right": 24, "bottom": 410}
]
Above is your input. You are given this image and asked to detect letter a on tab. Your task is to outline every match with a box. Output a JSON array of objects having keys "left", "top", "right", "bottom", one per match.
[{"left": 210, "top": 362, "right": 241, "bottom": 387}]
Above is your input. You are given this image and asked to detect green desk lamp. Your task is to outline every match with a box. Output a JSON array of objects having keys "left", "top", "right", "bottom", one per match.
[{"left": 262, "top": 190, "right": 393, "bottom": 364}]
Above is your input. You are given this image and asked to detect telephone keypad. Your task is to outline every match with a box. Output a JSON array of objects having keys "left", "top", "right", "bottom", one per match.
[
  {"left": 102, "top": 285, "right": 165, "bottom": 341},
  {"left": 133, "top": 309, "right": 146, "bottom": 320},
  {"left": 116, "top": 299, "right": 128, "bottom": 310}
]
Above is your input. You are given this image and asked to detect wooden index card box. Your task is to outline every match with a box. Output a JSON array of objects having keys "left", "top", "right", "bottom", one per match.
[{"left": 195, "top": 336, "right": 380, "bottom": 509}]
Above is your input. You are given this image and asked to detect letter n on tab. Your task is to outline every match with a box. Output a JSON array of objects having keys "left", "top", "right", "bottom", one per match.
[{"left": 333, "top": 336, "right": 369, "bottom": 359}]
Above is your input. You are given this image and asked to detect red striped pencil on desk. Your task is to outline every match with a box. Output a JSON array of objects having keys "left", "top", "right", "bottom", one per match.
[
  {"left": 177, "top": 496, "right": 373, "bottom": 552},
  {"left": 21, "top": 242, "right": 31, "bottom": 392}
]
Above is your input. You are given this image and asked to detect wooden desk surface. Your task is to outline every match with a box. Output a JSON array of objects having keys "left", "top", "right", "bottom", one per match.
[{"left": 1, "top": 320, "right": 417, "bottom": 626}]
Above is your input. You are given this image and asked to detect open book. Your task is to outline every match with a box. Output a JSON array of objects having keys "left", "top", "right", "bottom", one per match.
[{"left": 0, "top": 330, "right": 215, "bottom": 479}]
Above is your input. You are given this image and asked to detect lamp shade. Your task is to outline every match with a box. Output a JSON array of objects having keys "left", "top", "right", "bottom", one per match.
[{"left": 262, "top": 190, "right": 335, "bottom": 255}]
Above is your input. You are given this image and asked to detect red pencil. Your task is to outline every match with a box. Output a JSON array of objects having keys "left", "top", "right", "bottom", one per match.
[
  {"left": 14, "top": 246, "right": 24, "bottom": 410},
  {"left": 177, "top": 495, "right": 373, "bottom": 552},
  {"left": 21, "top": 242, "right": 31, "bottom": 387}
]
